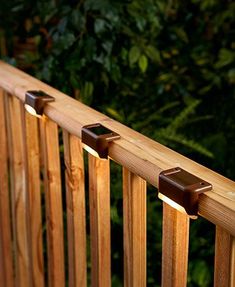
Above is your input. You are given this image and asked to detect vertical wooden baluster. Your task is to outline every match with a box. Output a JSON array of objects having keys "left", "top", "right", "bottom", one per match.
[
  {"left": 88, "top": 154, "right": 111, "bottom": 287},
  {"left": 0, "top": 90, "right": 14, "bottom": 287},
  {"left": 161, "top": 203, "right": 190, "bottom": 287},
  {"left": 40, "top": 118, "right": 65, "bottom": 287},
  {"left": 63, "top": 131, "right": 87, "bottom": 287},
  {"left": 0, "top": 235, "right": 3, "bottom": 285},
  {"left": 123, "top": 168, "right": 147, "bottom": 287},
  {"left": 214, "top": 226, "right": 235, "bottom": 287},
  {"left": 6, "top": 94, "right": 32, "bottom": 287},
  {"left": 25, "top": 112, "right": 44, "bottom": 287},
  {"left": 231, "top": 238, "right": 235, "bottom": 287}
]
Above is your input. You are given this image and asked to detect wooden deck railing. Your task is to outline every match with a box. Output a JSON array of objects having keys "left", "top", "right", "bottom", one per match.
[{"left": 0, "top": 61, "right": 234, "bottom": 287}]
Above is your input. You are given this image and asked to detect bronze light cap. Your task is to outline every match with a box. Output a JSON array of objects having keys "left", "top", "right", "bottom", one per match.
[
  {"left": 159, "top": 167, "right": 212, "bottom": 216},
  {"left": 81, "top": 123, "right": 120, "bottom": 159},
  {"left": 25, "top": 90, "right": 55, "bottom": 115}
]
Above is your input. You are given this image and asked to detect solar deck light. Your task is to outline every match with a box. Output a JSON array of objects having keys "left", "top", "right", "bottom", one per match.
[
  {"left": 81, "top": 123, "right": 120, "bottom": 159},
  {"left": 158, "top": 167, "right": 212, "bottom": 219},
  {"left": 24, "top": 90, "right": 55, "bottom": 118}
]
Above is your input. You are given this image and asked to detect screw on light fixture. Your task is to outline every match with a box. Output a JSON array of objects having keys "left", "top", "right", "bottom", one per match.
[
  {"left": 24, "top": 90, "right": 55, "bottom": 117},
  {"left": 158, "top": 167, "right": 212, "bottom": 218},
  {"left": 81, "top": 123, "right": 120, "bottom": 159}
]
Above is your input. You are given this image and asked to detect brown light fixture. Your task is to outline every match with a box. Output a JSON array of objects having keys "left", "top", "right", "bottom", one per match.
[
  {"left": 158, "top": 167, "right": 212, "bottom": 218},
  {"left": 81, "top": 123, "right": 120, "bottom": 158},
  {"left": 24, "top": 90, "right": 55, "bottom": 117}
]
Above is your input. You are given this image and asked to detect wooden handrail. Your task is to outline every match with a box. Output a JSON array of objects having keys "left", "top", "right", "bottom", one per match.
[{"left": 0, "top": 61, "right": 235, "bottom": 236}]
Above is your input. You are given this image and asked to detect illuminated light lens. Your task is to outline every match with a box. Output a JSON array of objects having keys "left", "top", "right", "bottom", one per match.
[
  {"left": 83, "top": 144, "right": 105, "bottom": 159},
  {"left": 158, "top": 192, "right": 197, "bottom": 220},
  {"left": 24, "top": 104, "right": 42, "bottom": 118}
]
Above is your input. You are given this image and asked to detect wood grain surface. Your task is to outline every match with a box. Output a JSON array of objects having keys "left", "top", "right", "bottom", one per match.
[
  {"left": 6, "top": 94, "right": 31, "bottom": 287},
  {"left": 214, "top": 226, "right": 235, "bottom": 287},
  {"left": 161, "top": 202, "right": 190, "bottom": 287},
  {"left": 25, "top": 111, "right": 44, "bottom": 287},
  {"left": 89, "top": 155, "right": 111, "bottom": 287},
  {"left": 123, "top": 168, "right": 147, "bottom": 287},
  {"left": 0, "top": 89, "right": 14, "bottom": 287},
  {"left": 40, "top": 118, "right": 65, "bottom": 287},
  {"left": 63, "top": 131, "right": 87, "bottom": 287}
]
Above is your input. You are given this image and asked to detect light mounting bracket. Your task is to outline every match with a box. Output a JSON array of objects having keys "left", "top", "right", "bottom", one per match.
[
  {"left": 81, "top": 123, "right": 120, "bottom": 159},
  {"left": 159, "top": 167, "right": 212, "bottom": 217}
]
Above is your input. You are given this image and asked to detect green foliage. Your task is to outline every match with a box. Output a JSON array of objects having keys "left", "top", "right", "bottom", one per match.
[
  {"left": 189, "top": 260, "right": 212, "bottom": 286},
  {"left": 215, "top": 48, "right": 235, "bottom": 69},
  {"left": 1, "top": 0, "right": 234, "bottom": 286},
  {"left": 138, "top": 54, "right": 148, "bottom": 73},
  {"left": 129, "top": 46, "right": 141, "bottom": 66},
  {"left": 155, "top": 100, "right": 214, "bottom": 158}
]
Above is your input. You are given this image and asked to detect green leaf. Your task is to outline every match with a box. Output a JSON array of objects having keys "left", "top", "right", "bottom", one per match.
[
  {"left": 167, "top": 100, "right": 201, "bottom": 131},
  {"left": 228, "top": 68, "right": 235, "bottom": 84},
  {"left": 138, "top": 55, "right": 148, "bottom": 73},
  {"left": 202, "top": 133, "right": 226, "bottom": 164},
  {"left": 34, "top": 35, "right": 41, "bottom": 45},
  {"left": 70, "top": 73, "right": 80, "bottom": 89},
  {"left": 156, "top": 131, "right": 214, "bottom": 158},
  {"left": 80, "top": 81, "right": 94, "bottom": 105},
  {"left": 106, "top": 107, "right": 124, "bottom": 122},
  {"left": 71, "top": 10, "right": 85, "bottom": 30},
  {"left": 191, "top": 260, "right": 211, "bottom": 286},
  {"left": 174, "top": 27, "right": 189, "bottom": 43},
  {"left": 215, "top": 48, "right": 235, "bottom": 69},
  {"left": 94, "top": 18, "right": 106, "bottom": 34},
  {"left": 129, "top": 46, "right": 141, "bottom": 66},
  {"left": 198, "top": 84, "right": 213, "bottom": 95},
  {"left": 158, "top": 73, "right": 172, "bottom": 82},
  {"left": 145, "top": 45, "right": 161, "bottom": 63},
  {"left": 110, "top": 206, "right": 120, "bottom": 224},
  {"left": 53, "top": 33, "right": 76, "bottom": 55},
  {"left": 200, "top": 0, "right": 218, "bottom": 10}
]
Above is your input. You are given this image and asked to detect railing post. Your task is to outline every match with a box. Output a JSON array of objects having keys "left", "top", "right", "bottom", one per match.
[
  {"left": 123, "top": 168, "right": 147, "bottom": 287},
  {"left": 25, "top": 111, "right": 44, "bottom": 287},
  {"left": 6, "top": 94, "right": 32, "bottom": 287},
  {"left": 214, "top": 226, "right": 235, "bottom": 286},
  {"left": 161, "top": 202, "right": 190, "bottom": 287},
  {"left": 88, "top": 154, "right": 111, "bottom": 287},
  {"left": 0, "top": 89, "right": 14, "bottom": 287},
  {"left": 40, "top": 118, "right": 65, "bottom": 287},
  {"left": 63, "top": 131, "right": 87, "bottom": 287}
]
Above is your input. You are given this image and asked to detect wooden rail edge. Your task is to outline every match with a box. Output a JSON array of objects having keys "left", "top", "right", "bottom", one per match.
[{"left": 0, "top": 61, "right": 234, "bottom": 235}]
